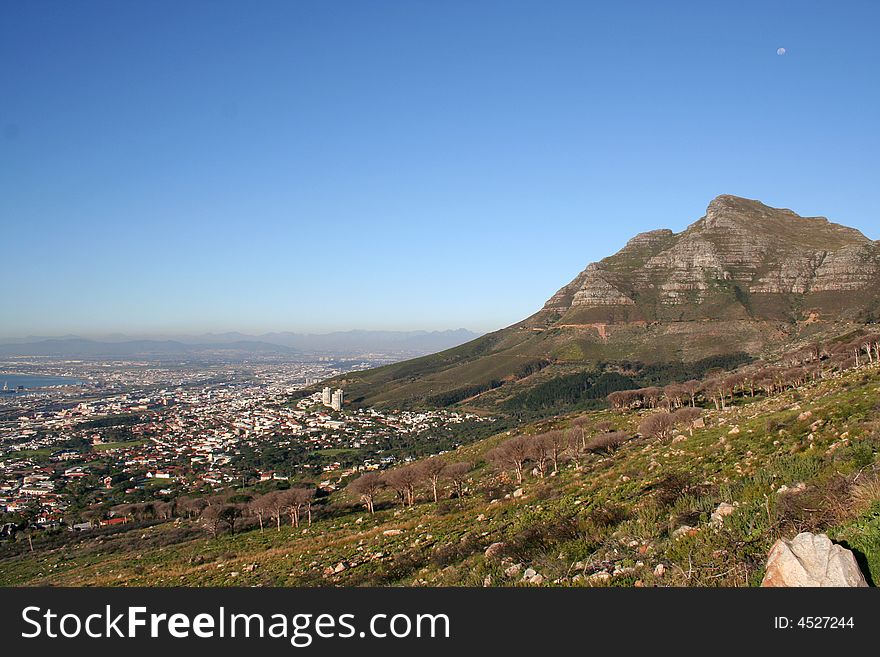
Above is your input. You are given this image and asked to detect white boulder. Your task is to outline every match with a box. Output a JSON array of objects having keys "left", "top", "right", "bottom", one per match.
[{"left": 761, "top": 533, "right": 868, "bottom": 587}]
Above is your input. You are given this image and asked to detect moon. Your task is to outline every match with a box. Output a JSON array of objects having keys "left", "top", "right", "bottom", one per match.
[{"left": 777, "top": 47, "right": 786, "bottom": 56}]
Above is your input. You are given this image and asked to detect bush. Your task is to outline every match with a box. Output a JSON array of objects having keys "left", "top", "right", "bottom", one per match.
[
  {"left": 647, "top": 472, "right": 695, "bottom": 507},
  {"left": 586, "top": 504, "right": 629, "bottom": 528},
  {"left": 851, "top": 475, "right": 880, "bottom": 515},
  {"left": 430, "top": 534, "right": 482, "bottom": 568},
  {"left": 585, "top": 431, "right": 631, "bottom": 454}
]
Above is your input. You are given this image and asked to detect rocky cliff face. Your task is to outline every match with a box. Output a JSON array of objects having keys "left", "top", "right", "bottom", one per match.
[{"left": 544, "top": 195, "right": 879, "bottom": 322}]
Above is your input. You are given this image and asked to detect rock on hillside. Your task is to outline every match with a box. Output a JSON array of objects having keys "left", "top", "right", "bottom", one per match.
[{"left": 761, "top": 532, "right": 869, "bottom": 587}]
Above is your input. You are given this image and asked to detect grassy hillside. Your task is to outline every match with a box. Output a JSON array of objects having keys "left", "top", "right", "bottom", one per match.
[
  {"left": 326, "top": 294, "right": 875, "bottom": 410},
  {"left": 3, "top": 363, "right": 879, "bottom": 587}
]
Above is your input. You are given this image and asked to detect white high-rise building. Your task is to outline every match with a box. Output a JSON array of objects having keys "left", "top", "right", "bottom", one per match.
[
  {"left": 331, "top": 388, "right": 344, "bottom": 411},
  {"left": 322, "top": 386, "right": 332, "bottom": 406}
]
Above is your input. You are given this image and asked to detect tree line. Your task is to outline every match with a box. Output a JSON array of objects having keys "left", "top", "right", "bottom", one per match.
[
  {"left": 607, "top": 333, "right": 880, "bottom": 412},
  {"left": 484, "top": 408, "right": 703, "bottom": 484},
  {"left": 347, "top": 459, "right": 473, "bottom": 513},
  {"left": 108, "top": 487, "right": 318, "bottom": 538}
]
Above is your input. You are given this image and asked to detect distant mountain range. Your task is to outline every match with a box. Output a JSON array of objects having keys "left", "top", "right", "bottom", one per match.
[
  {"left": 0, "top": 330, "right": 481, "bottom": 359},
  {"left": 331, "top": 195, "right": 880, "bottom": 408}
]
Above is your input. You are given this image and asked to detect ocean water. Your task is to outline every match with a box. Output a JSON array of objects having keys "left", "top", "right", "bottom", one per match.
[{"left": 0, "top": 373, "right": 84, "bottom": 390}]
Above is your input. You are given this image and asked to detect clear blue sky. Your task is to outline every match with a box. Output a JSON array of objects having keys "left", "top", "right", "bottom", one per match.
[{"left": 2, "top": 1, "right": 878, "bottom": 337}]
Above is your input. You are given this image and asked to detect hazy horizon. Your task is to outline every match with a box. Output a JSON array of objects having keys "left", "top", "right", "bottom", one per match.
[
  {"left": 0, "top": 327, "right": 482, "bottom": 342},
  {"left": 3, "top": 1, "right": 880, "bottom": 337}
]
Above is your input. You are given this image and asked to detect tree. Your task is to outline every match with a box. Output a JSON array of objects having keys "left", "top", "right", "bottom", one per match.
[
  {"left": 154, "top": 501, "right": 175, "bottom": 520},
  {"left": 250, "top": 494, "right": 274, "bottom": 532},
  {"left": 487, "top": 436, "right": 532, "bottom": 484},
  {"left": 284, "top": 488, "right": 315, "bottom": 528},
  {"left": 542, "top": 430, "right": 568, "bottom": 474},
  {"left": 81, "top": 506, "right": 106, "bottom": 527},
  {"left": 218, "top": 504, "right": 244, "bottom": 535},
  {"left": 528, "top": 435, "right": 551, "bottom": 477},
  {"left": 639, "top": 412, "right": 676, "bottom": 441},
  {"left": 178, "top": 497, "right": 207, "bottom": 520},
  {"left": 417, "top": 458, "right": 447, "bottom": 503},
  {"left": 849, "top": 339, "right": 864, "bottom": 367},
  {"left": 672, "top": 406, "right": 703, "bottom": 435},
  {"left": 348, "top": 472, "right": 385, "bottom": 514},
  {"left": 740, "top": 371, "right": 757, "bottom": 397},
  {"left": 110, "top": 503, "right": 133, "bottom": 523},
  {"left": 566, "top": 427, "right": 584, "bottom": 462},
  {"left": 199, "top": 503, "right": 240, "bottom": 538},
  {"left": 607, "top": 391, "right": 629, "bottom": 409},
  {"left": 385, "top": 465, "right": 422, "bottom": 506},
  {"left": 641, "top": 387, "right": 661, "bottom": 409},
  {"left": 662, "top": 384, "right": 685, "bottom": 409},
  {"left": 701, "top": 379, "right": 725, "bottom": 410},
  {"left": 443, "top": 462, "right": 472, "bottom": 498},
  {"left": 262, "top": 490, "right": 288, "bottom": 531},
  {"left": 567, "top": 416, "right": 594, "bottom": 455},
  {"left": 681, "top": 380, "right": 702, "bottom": 407}
]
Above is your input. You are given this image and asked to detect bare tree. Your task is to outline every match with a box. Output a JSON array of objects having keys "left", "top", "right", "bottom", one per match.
[
  {"left": 82, "top": 506, "right": 107, "bottom": 527},
  {"left": 701, "top": 379, "right": 725, "bottom": 410},
  {"left": 641, "top": 387, "right": 661, "bottom": 409},
  {"left": 487, "top": 436, "right": 532, "bottom": 484},
  {"left": 662, "top": 384, "right": 685, "bottom": 410},
  {"left": 542, "top": 430, "right": 568, "bottom": 474},
  {"left": 740, "top": 371, "right": 757, "bottom": 397},
  {"left": 279, "top": 488, "right": 315, "bottom": 527},
  {"left": 347, "top": 472, "right": 385, "bottom": 514},
  {"left": 638, "top": 412, "right": 676, "bottom": 441},
  {"left": 566, "top": 427, "right": 584, "bottom": 461},
  {"left": 127, "top": 502, "right": 156, "bottom": 522},
  {"left": 849, "top": 338, "right": 864, "bottom": 368},
  {"left": 443, "top": 462, "right": 472, "bottom": 498},
  {"left": 177, "top": 497, "right": 208, "bottom": 520},
  {"left": 385, "top": 465, "right": 422, "bottom": 506},
  {"left": 262, "top": 490, "right": 288, "bottom": 531},
  {"left": 568, "top": 416, "right": 593, "bottom": 453},
  {"left": 154, "top": 501, "right": 175, "bottom": 520},
  {"left": 681, "top": 380, "right": 702, "bottom": 407},
  {"left": 199, "top": 503, "right": 241, "bottom": 538},
  {"left": 672, "top": 406, "right": 703, "bottom": 435},
  {"left": 417, "top": 458, "right": 447, "bottom": 503},
  {"left": 110, "top": 503, "right": 133, "bottom": 523},
  {"left": 607, "top": 390, "right": 629, "bottom": 409},
  {"left": 250, "top": 494, "right": 274, "bottom": 532},
  {"left": 529, "top": 434, "right": 551, "bottom": 477}
]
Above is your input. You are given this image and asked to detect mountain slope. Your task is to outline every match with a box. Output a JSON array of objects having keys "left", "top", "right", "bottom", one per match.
[
  {"left": 333, "top": 196, "right": 880, "bottom": 409},
  {"left": 5, "top": 361, "right": 879, "bottom": 587}
]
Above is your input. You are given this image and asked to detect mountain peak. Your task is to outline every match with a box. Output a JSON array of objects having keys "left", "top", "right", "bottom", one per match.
[
  {"left": 544, "top": 196, "right": 879, "bottom": 323},
  {"left": 698, "top": 195, "right": 869, "bottom": 244}
]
